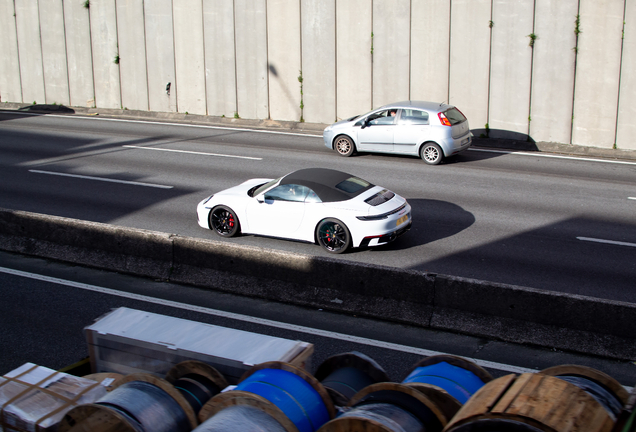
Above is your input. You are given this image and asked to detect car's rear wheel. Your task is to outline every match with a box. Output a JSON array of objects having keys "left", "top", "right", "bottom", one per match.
[
  {"left": 334, "top": 135, "right": 355, "bottom": 157},
  {"left": 420, "top": 142, "right": 444, "bottom": 165},
  {"left": 316, "top": 218, "right": 351, "bottom": 254},
  {"left": 209, "top": 205, "right": 240, "bottom": 237}
]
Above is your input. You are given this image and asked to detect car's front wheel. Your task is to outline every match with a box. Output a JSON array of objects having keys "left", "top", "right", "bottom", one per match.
[
  {"left": 316, "top": 218, "right": 351, "bottom": 254},
  {"left": 209, "top": 205, "right": 240, "bottom": 237},
  {"left": 334, "top": 135, "right": 355, "bottom": 157},
  {"left": 420, "top": 142, "right": 444, "bottom": 165}
]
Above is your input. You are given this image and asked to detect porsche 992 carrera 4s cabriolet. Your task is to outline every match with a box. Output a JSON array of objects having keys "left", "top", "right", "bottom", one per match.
[{"left": 197, "top": 168, "right": 411, "bottom": 253}]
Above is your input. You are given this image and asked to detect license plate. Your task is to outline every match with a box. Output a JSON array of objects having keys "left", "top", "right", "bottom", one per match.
[{"left": 396, "top": 214, "right": 408, "bottom": 226}]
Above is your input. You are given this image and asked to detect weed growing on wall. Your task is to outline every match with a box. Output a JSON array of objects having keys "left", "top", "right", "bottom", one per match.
[
  {"left": 298, "top": 70, "right": 304, "bottom": 123},
  {"left": 234, "top": 112, "right": 239, "bottom": 119},
  {"left": 527, "top": 33, "right": 537, "bottom": 47},
  {"left": 84, "top": 0, "right": 90, "bottom": 9},
  {"left": 114, "top": 54, "right": 120, "bottom": 64},
  {"left": 370, "top": 32, "right": 374, "bottom": 55},
  {"left": 573, "top": 15, "right": 581, "bottom": 53}
]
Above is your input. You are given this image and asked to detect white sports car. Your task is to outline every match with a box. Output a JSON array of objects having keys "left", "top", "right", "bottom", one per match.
[{"left": 196, "top": 168, "right": 412, "bottom": 253}]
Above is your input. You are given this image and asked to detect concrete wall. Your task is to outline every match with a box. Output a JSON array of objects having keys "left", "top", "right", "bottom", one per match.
[
  {"left": 488, "top": 0, "right": 534, "bottom": 139},
  {"left": 1, "top": 207, "right": 635, "bottom": 361},
  {"left": 39, "top": 0, "right": 70, "bottom": 106},
  {"left": 0, "top": 0, "right": 21, "bottom": 103},
  {"left": 267, "top": 0, "right": 301, "bottom": 122},
  {"left": 1, "top": 0, "right": 634, "bottom": 150},
  {"left": 63, "top": 0, "right": 94, "bottom": 108},
  {"left": 448, "top": 0, "right": 491, "bottom": 131},
  {"left": 616, "top": 1, "right": 636, "bottom": 150},
  {"left": 116, "top": 0, "right": 148, "bottom": 111},
  {"left": 410, "top": 0, "right": 450, "bottom": 104},
  {"left": 89, "top": 0, "right": 120, "bottom": 109},
  {"left": 529, "top": 0, "right": 578, "bottom": 144}
]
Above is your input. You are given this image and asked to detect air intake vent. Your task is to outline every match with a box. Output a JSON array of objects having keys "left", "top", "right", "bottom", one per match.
[{"left": 365, "top": 189, "right": 395, "bottom": 206}]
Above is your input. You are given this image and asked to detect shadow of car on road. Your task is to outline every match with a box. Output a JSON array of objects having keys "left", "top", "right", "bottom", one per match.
[{"left": 364, "top": 198, "right": 475, "bottom": 252}]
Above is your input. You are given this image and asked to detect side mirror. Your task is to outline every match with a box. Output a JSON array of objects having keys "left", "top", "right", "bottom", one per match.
[
  {"left": 256, "top": 195, "right": 264, "bottom": 203},
  {"left": 357, "top": 118, "right": 368, "bottom": 129}
]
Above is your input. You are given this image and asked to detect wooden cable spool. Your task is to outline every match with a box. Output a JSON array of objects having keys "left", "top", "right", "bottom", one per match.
[
  {"left": 197, "top": 361, "right": 335, "bottom": 432},
  {"left": 541, "top": 365, "right": 628, "bottom": 420},
  {"left": 165, "top": 360, "right": 229, "bottom": 415},
  {"left": 58, "top": 373, "right": 198, "bottom": 432},
  {"left": 402, "top": 355, "right": 493, "bottom": 405},
  {"left": 314, "top": 351, "right": 390, "bottom": 407},
  {"left": 444, "top": 373, "right": 617, "bottom": 432},
  {"left": 318, "top": 382, "right": 448, "bottom": 432}
]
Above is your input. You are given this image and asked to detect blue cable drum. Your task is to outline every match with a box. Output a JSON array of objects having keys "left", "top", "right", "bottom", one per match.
[
  {"left": 402, "top": 355, "right": 492, "bottom": 405},
  {"left": 235, "top": 367, "right": 332, "bottom": 432}
]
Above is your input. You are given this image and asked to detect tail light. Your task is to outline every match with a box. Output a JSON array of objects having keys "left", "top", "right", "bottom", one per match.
[{"left": 438, "top": 112, "right": 451, "bottom": 126}]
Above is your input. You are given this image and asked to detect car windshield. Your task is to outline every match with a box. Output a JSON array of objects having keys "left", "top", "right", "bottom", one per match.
[
  {"left": 251, "top": 178, "right": 280, "bottom": 197},
  {"left": 443, "top": 108, "right": 466, "bottom": 125},
  {"left": 335, "top": 176, "right": 370, "bottom": 193}
]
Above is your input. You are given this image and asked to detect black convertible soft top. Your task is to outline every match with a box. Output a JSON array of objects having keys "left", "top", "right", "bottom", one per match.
[{"left": 280, "top": 168, "right": 374, "bottom": 202}]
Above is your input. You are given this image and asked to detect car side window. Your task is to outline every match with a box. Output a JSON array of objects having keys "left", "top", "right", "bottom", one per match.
[
  {"left": 265, "top": 184, "right": 320, "bottom": 203},
  {"left": 366, "top": 109, "right": 397, "bottom": 126},
  {"left": 398, "top": 109, "right": 429, "bottom": 125}
]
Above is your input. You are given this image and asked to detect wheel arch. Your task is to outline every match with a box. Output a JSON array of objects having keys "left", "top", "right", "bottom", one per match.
[{"left": 333, "top": 133, "right": 357, "bottom": 149}]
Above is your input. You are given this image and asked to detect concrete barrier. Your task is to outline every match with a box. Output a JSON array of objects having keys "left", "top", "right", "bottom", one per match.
[{"left": 1, "top": 207, "right": 634, "bottom": 361}]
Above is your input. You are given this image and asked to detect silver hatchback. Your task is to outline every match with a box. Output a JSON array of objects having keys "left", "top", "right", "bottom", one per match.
[{"left": 323, "top": 101, "right": 472, "bottom": 165}]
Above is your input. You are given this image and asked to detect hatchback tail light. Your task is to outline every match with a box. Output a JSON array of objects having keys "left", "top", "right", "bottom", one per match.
[{"left": 438, "top": 112, "right": 451, "bottom": 126}]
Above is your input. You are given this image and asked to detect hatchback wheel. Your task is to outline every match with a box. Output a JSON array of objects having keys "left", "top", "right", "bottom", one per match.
[
  {"left": 317, "top": 218, "right": 351, "bottom": 253},
  {"left": 334, "top": 135, "right": 355, "bottom": 157},
  {"left": 420, "top": 142, "right": 444, "bottom": 165},
  {"left": 209, "top": 205, "right": 240, "bottom": 237}
]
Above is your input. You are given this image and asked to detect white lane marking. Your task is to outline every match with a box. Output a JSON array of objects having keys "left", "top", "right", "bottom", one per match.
[
  {"left": 0, "top": 266, "right": 535, "bottom": 375},
  {"left": 629, "top": 197, "right": 636, "bottom": 200},
  {"left": 7, "top": 110, "right": 635, "bottom": 166},
  {"left": 577, "top": 237, "right": 636, "bottom": 248},
  {"left": 469, "top": 148, "right": 636, "bottom": 166},
  {"left": 29, "top": 169, "right": 173, "bottom": 189},
  {"left": 123, "top": 145, "right": 262, "bottom": 160}
]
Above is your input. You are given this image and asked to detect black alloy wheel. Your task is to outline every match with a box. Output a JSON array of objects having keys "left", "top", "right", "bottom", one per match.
[
  {"left": 209, "top": 205, "right": 240, "bottom": 237},
  {"left": 317, "top": 218, "right": 351, "bottom": 254}
]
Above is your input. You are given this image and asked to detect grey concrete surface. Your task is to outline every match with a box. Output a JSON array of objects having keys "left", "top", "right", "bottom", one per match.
[
  {"left": 1, "top": 207, "right": 634, "bottom": 361},
  {"left": 2, "top": 1, "right": 636, "bottom": 150},
  {"left": 488, "top": 0, "right": 533, "bottom": 138},
  {"left": 529, "top": 0, "right": 577, "bottom": 144},
  {"left": 572, "top": 0, "right": 624, "bottom": 148}
]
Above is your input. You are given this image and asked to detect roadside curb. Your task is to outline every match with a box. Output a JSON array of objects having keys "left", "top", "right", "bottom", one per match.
[
  {"left": 3, "top": 103, "right": 636, "bottom": 161},
  {"left": 1, "top": 207, "right": 635, "bottom": 361}
]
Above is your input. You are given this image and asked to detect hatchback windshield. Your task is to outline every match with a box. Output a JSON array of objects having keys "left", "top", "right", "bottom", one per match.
[{"left": 443, "top": 108, "right": 466, "bottom": 125}]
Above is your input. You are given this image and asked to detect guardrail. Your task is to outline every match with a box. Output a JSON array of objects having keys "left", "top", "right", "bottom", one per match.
[{"left": 1, "top": 207, "right": 634, "bottom": 360}]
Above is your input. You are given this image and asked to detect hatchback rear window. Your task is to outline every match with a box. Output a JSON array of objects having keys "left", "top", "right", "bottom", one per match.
[
  {"left": 336, "top": 177, "right": 370, "bottom": 193},
  {"left": 444, "top": 108, "right": 466, "bottom": 125}
]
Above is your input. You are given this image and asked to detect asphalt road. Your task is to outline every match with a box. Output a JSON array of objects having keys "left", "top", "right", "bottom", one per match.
[
  {"left": 1, "top": 250, "right": 634, "bottom": 387},
  {"left": 1, "top": 111, "right": 635, "bottom": 303}
]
